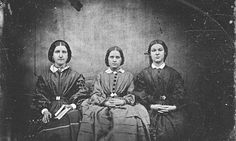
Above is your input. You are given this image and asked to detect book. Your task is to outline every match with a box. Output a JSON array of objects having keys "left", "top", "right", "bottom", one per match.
[{"left": 54, "top": 105, "right": 71, "bottom": 120}]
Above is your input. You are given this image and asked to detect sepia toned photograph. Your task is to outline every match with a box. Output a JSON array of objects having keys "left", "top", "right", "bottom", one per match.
[{"left": 0, "top": 0, "right": 235, "bottom": 141}]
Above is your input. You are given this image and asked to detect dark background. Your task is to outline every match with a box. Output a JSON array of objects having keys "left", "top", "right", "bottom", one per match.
[{"left": 0, "top": 0, "right": 234, "bottom": 140}]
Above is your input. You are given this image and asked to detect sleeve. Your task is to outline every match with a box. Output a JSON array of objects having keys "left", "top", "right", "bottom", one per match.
[
  {"left": 32, "top": 75, "right": 51, "bottom": 112},
  {"left": 69, "top": 74, "right": 91, "bottom": 109},
  {"left": 133, "top": 71, "right": 151, "bottom": 109},
  {"left": 170, "top": 72, "right": 186, "bottom": 108},
  {"left": 123, "top": 74, "right": 135, "bottom": 105},
  {"left": 88, "top": 74, "right": 107, "bottom": 105}
]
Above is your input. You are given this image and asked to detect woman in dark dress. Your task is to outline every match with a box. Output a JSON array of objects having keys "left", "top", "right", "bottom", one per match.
[
  {"left": 134, "top": 39, "right": 193, "bottom": 141},
  {"left": 33, "top": 40, "right": 90, "bottom": 141},
  {"left": 77, "top": 46, "right": 150, "bottom": 141}
]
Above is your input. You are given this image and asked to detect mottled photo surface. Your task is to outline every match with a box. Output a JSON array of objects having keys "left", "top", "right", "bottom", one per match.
[{"left": 0, "top": 0, "right": 234, "bottom": 141}]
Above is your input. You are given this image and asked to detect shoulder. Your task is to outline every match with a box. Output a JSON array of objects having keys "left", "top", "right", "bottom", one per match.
[
  {"left": 94, "top": 71, "right": 106, "bottom": 81},
  {"left": 120, "top": 71, "right": 133, "bottom": 81},
  {"left": 67, "top": 67, "right": 79, "bottom": 76},
  {"left": 137, "top": 66, "right": 152, "bottom": 76},
  {"left": 123, "top": 71, "right": 133, "bottom": 78},
  {"left": 164, "top": 66, "right": 182, "bottom": 78},
  {"left": 66, "top": 67, "right": 85, "bottom": 80},
  {"left": 164, "top": 65, "right": 178, "bottom": 73},
  {"left": 98, "top": 70, "right": 106, "bottom": 77},
  {"left": 134, "top": 67, "right": 151, "bottom": 81}
]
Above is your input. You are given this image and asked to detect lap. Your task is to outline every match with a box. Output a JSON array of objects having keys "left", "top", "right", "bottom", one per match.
[
  {"left": 35, "top": 110, "right": 81, "bottom": 141},
  {"left": 79, "top": 103, "right": 150, "bottom": 141},
  {"left": 149, "top": 103, "right": 203, "bottom": 141}
]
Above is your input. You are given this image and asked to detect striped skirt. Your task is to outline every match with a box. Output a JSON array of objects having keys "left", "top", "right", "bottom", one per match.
[
  {"left": 35, "top": 110, "right": 81, "bottom": 141},
  {"left": 77, "top": 100, "right": 151, "bottom": 141}
]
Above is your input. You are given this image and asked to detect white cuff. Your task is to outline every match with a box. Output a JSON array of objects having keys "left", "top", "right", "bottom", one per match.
[
  {"left": 70, "top": 103, "right": 76, "bottom": 109},
  {"left": 41, "top": 108, "right": 49, "bottom": 115}
]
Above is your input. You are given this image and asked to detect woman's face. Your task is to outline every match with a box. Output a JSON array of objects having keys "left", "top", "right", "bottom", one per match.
[
  {"left": 150, "top": 44, "right": 165, "bottom": 64},
  {"left": 53, "top": 45, "right": 68, "bottom": 67},
  {"left": 108, "top": 50, "right": 122, "bottom": 70}
]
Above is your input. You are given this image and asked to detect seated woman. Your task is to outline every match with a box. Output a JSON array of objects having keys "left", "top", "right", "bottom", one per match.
[
  {"left": 134, "top": 39, "right": 199, "bottom": 141},
  {"left": 32, "top": 40, "right": 90, "bottom": 141},
  {"left": 77, "top": 46, "right": 151, "bottom": 141}
]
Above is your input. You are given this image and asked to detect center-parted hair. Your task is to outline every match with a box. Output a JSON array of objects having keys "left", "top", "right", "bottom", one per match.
[
  {"left": 105, "top": 46, "right": 125, "bottom": 67},
  {"left": 48, "top": 40, "right": 72, "bottom": 63},
  {"left": 147, "top": 39, "right": 168, "bottom": 65}
]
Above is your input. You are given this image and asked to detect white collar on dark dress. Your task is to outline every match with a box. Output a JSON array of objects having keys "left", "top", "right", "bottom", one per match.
[
  {"left": 50, "top": 64, "right": 70, "bottom": 73},
  {"left": 151, "top": 63, "right": 165, "bottom": 69},
  {"left": 105, "top": 68, "right": 125, "bottom": 74}
]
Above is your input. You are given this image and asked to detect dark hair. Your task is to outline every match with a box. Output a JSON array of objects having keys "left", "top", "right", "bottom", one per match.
[
  {"left": 147, "top": 39, "right": 168, "bottom": 65},
  {"left": 48, "top": 40, "right": 72, "bottom": 63},
  {"left": 105, "top": 46, "right": 125, "bottom": 67}
]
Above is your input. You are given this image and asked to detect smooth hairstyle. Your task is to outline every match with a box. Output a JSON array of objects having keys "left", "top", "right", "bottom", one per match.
[
  {"left": 105, "top": 46, "right": 125, "bottom": 67},
  {"left": 147, "top": 39, "right": 168, "bottom": 65},
  {"left": 48, "top": 40, "right": 72, "bottom": 63}
]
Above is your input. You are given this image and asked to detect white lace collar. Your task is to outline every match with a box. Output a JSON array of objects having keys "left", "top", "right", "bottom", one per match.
[
  {"left": 151, "top": 63, "right": 165, "bottom": 69},
  {"left": 105, "top": 68, "right": 125, "bottom": 74},
  {"left": 50, "top": 64, "right": 70, "bottom": 73}
]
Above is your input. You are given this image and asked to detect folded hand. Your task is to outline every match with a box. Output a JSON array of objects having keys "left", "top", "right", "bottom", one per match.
[{"left": 104, "top": 98, "right": 126, "bottom": 107}]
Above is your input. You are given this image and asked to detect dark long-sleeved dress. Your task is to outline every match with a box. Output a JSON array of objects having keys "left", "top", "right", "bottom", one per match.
[
  {"left": 134, "top": 65, "right": 191, "bottom": 141},
  {"left": 77, "top": 69, "right": 151, "bottom": 141},
  {"left": 32, "top": 66, "right": 90, "bottom": 141}
]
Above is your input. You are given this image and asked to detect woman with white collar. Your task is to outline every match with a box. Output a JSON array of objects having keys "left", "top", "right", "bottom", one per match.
[
  {"left": 77, "top": 46, "right": 150, "bottom": 141},
  {"left": 33, "top": 40, "right": 90, "bottom": 141},
  {"left": 134, "top": 39, "right": 191, "bottom": 141}
]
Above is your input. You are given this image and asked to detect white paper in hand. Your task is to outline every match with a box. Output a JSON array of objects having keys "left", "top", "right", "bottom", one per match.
[{"left": 54, "top": 105, "right": 71, "bottom": 120}]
